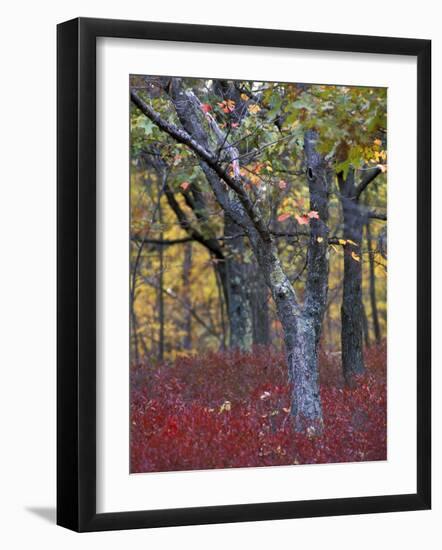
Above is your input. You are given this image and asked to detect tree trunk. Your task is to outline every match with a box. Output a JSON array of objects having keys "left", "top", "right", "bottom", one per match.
[
  {"left": 366, "top": 221, "right": 381, "bottom": 343},
  {"left": 362, "top": 303, "right": 370, "bottom": 348},
  {"left": 287, "top": 316, "right": 323, "bottom": 433},
  {"left": 250, "top": 268, "right": 270, "bottom": 346},
  {"left": 224, "top": 215, "right": 253, "bottom": 351},
  {"left": 157, "top": 202, "right": 165, "bottom": 362},
  {"left": 182, "top": 242, "right": 192, "bottom": 349},
  {"left": 246, "top": 129, "right": 329, "bottom": 432},
  {"left": 339, "top": 172, "right": 365, "bottom": 382}
]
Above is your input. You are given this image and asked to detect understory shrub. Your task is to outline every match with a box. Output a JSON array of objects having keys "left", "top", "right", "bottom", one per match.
[{"left": 130, "top": 344, "right": 386, "bottom": 473}]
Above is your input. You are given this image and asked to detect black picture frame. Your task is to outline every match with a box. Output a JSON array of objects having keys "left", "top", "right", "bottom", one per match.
[{"left": 57, "top": 17, "right": 431, "bottom": 532}]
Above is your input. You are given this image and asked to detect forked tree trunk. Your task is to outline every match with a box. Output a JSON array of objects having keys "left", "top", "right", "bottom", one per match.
[
  {"left": 247, "top": 130, "right": 329, "bottom": 432},
  {"left": 130, "top": 87, "right": 330, "bottom": 433}
]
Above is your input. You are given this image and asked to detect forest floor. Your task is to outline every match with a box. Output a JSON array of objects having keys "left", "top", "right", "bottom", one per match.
[{"left": 130, "top": 343, "right": 387, "bottom": 473}]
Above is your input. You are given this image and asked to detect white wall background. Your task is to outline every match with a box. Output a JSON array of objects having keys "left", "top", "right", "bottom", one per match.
[{"left": 0, "top": 1, "right": 439, "bottom": 548}]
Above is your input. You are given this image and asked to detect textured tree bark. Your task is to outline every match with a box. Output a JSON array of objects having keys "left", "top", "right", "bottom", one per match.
[
  {"left": 341, "top": 200, "right": 365, "bottom": 381},
  {"left": 338, "top": 170, "right": 366, "bottom": 383},
  {"left": 303, "top": 130, "right": 331, "bottom": 348},
  {"left": 250, "top": 268, "right": 270, "bottom": 346},
  {"left": 224, "top": 214, "right": 253, "bottom": 350},
  {"left": 366, "top": 221, "right": 381, "bottom": 343},
  {"left": 250, "top": 235, "right": 323, "bottom": 434}
]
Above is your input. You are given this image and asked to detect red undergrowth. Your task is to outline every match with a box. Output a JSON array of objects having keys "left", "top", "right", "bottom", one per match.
[{"left": 130, "top": 343, "right": 386, "bottom": 473}]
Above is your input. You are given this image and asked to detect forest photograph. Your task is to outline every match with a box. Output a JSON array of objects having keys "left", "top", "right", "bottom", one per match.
[{"left": 129, "top": 75, "right": 388, "bottom": 474}]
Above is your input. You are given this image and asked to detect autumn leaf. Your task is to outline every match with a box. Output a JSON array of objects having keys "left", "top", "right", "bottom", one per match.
[
  {"left": 338, "top": 239, "right": 347, "bottom": 246},
  {"left": 219, "top": 400, "right": 232, "bottom": 413},
  {"left": 200, "top": 103, "right": 212, "bottom": 113},
  {"left": 277, "top": 212, "right": 291, "bottom": 222},
  {"left": 240, "top": 93, "right": 249, "bottom": 101},
  {"left": 278, "top": 180, "right": 287, "bottom": 190},
  {"left": 351, "top": 251, "right": 361, "bottom": 262},
  {"left": 218, "top": 99, "right": 236, "bottom": 113},
  {"left": 248, "top": 103, "right": 261, "bottom": 114},
  {"left": 180, "top": 181, "right": 190, "bottom": 191},
  {"left": 295, "top": 214, "right": 309, "bottom": 225},
  {"left": 308, "top": 210, "right": 319, "bottom": 219}
]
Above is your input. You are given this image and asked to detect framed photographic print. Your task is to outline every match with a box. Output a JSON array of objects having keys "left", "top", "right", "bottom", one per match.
[{"left": 57, "top": 17, "right": 431, "bottom": 532}]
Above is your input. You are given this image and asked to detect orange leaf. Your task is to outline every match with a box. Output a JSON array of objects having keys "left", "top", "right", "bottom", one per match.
[
  {"left": 218, "top": 99, "right": 236, "bottom": 113},
  {"left": 248, "top": 103, "right": 261, "bottom": 114}
]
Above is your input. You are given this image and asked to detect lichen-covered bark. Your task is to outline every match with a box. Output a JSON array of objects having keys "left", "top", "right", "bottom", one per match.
[
  {"left": 249, "top": 268, "right": 270, "bottom": 346},
  {"left": 287, "top": 316, "right": 323, "bottom": 434},
  {"left": 248, "top": 226, "right": 324, "bottom": 433},
  {"left": 303, "top": 130, "right": 331, "bottom": 347}
]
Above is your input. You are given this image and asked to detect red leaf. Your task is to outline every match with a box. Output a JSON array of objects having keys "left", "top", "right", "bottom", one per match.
[
  {"left": 295, "top": 214, "right": 309, "bottom": 225},
  {"left": 277, "top": 213, "right": 291, "bottom": 222}
]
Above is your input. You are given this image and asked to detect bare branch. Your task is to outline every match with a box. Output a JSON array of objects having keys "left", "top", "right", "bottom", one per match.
[
  {"left": 130, "top": 89, "right": 271, "bottom": 243},
  {"left": 368, "top": 210, "right": 387, "bottom": 221},
  {"left": 355, "top": 166, "right": 383, "bottom": 199}
]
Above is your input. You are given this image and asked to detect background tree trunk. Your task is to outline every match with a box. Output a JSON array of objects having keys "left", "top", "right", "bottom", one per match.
[
  {"left": 224, "top": 215, "right": 253, "bottom": 350},
  {"left": 182, "top": 242, "right": 192, "bottom": 349},
  {"left": 338, "top": 170, "right": 366, "bottom": 383},
  {"left": 366, "top": 221, "right": 381, "bottom": 344},
  {"left": 157, "top": 201, "right": 165, "bottom": 362},
  {"left": 341, "top": 197, "right": 365, "bottom": 382}
]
